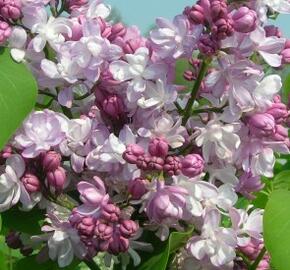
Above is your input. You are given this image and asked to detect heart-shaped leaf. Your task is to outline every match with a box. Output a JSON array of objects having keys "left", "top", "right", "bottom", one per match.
[
  {"left": 264, "top": 189, "right": 290, "bottom": 270},
  {"left": 0, "top": 47, "right": 37, "bottom": 150}
]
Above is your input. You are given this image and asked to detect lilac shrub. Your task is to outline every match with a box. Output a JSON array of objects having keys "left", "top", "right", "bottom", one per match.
[{"left": 0, "top": 0, "right": 290, "bottom": 269}]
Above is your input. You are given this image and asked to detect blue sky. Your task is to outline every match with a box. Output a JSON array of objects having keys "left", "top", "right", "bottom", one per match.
[{"left": 105, "top": 0, "right": 290, "bottom": 37}]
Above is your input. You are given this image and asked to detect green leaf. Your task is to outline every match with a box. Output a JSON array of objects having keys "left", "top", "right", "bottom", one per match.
[
  {"left": 0, "top": 250, "right": 8, "bottom": 270},
  {"left": 14, "top": 256, "right": 80, "bottom": 270},
  {"left": 0, "top": 47, "right": 37, "bottom": 150},
  {"left": 264, "top": 190, "right": 290, "bottom": 270},
  {"left": 273, "top": 170, "right": 290, "bottom": 190},
  {"left": 137, "top": 229, "right": 193, "bottom": 270},
  {"left": 175, "top": 59, "right": 192, "bottom": 92},
  {"left": 1, "top": 208, "right": 44, "bottom": 235}
]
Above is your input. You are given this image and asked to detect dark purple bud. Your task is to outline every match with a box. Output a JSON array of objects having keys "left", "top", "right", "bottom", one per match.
[
  {"left": 128, "top": 178, "right": 148, "bottom": 200},
  {"left": 101, "top": 203, "right": 120, "bottom": 223},
  {"left": 108, "top": 232, "right": 129, "bottom": 255},
  {"left": 47, "top": 166, "right": 66, "bottom": 192},
  {"left": 181, "top": 154, "right": 204, "bottom": 177},
  {"left": 232, "top": 7, "right": 257, "bottom": 33},
  {"left": 108, "top": 23, "right": 127, "bottom": 41},
  {"left": 264, "top": 25, "right": 282, "bottom": 37},
  {"left": 148, "top": 137, "right": 169, "bottom": 157},
  {"left": 5, "top": 232, "right": 22, "bottom": 249},
  {"left": 198, "top": 34, "right": 219, "bottom": 56},
  {"left": 77, "top": 217, "right": 96, "bottom": 236},
  {"left": 164, "top": 156, "right": 182, "bottom": 176},
  {"left": 123, "top": 38, "right": 143, "bottom": 54},
  {"left": 123, "top": 144, "right": 145, "bottom": 164},
  {"left": 210, "top": 0, "right": 228, "bottom": 21},
  {"left": 187, "top": 4, "right": 205, "bottom": 24},
  {"left": 119, "top": 220, "right": 138, "bottom": 238},
  {"left": 21, "top": 173, "right": 41, "bottom": 193},
  {"left": 102, "top": 94, "right": 125, "bottom": 119},
  {"left": 42, "top": 151, "right": 61, "bottom": 172},
  {"left": 212, "top": 17, "right": 234, "bottom": 40},
  {"left": 136, "top": 154, "right": 151, "bottom": 170},
  {"left": 148, "top": 156, "right": 165, "bottom": 171},
  {"left": 0, "top": 0, "right": 21, "bottom": 20},
  {"left": 282, "top": 48, "right": 290, "bottom": 64},
  {"left": 95, "top": 222, "right": 113, "bottom": 241}
]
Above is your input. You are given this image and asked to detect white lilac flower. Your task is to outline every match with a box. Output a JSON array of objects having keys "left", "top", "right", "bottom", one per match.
[
  {"left": 187, "top": 209, "right": 237, "bottom": 267},
  {"left": 150, "top": 15, "right": 202, "bottom": 60},
  {"left": 15, "top": 110, "right": 67, "bottom": 158},
  {"left": 230, "top": 207, "right": 264, "bottom": 246},
  {"left": 22, "top": 6, "right": 72, "bottom": 52},
  {"left": 137, "top": 79, "right": 178, "bottom": 109},
  {"left": 194, "top": 117, "right": 241, "bottom": 162},
  {"left": 109, "top": 47, "right": 167, "bottom": 102}
]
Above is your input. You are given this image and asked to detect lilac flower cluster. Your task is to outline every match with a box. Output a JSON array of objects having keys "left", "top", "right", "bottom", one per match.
[{"left": 0, "top": 0, "right": 290, "bottom": 269}]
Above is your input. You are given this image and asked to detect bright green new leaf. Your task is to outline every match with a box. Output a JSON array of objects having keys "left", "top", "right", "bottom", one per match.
[
  {"left": 264, "top": 189, "right": 290, "bottom": 270},
  {"left": 0, "top": 47, "right": 37, "bottom": 150}
]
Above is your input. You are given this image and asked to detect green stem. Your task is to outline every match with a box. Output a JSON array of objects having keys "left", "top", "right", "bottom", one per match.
[
  {"left": 182, "top": 58, "right": 211, "bottom": 126},
  {"left": 84, "top": 260, "right": 101, "bottom": 270},
  {"left": 249, "top": 247, "right": 266, "bottom": 270},
  {"left": 191, "top": 107, "right": 224, "bottom": 114},
  {"left": 57, "top": 0, "right": 66, "bottom": 16}
]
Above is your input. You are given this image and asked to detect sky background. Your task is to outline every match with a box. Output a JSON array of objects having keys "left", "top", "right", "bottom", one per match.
[{"left": 105, "top": 0, "right": 290, "bottom": 37}]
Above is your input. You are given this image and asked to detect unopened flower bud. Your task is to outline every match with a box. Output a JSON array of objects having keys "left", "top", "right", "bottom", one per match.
[
  {"left": 102, "top": 94, "right": 125, "bottom": 119},
  {"left": 148, "top": 137, "right": 169, "bottom": 157},
  {"left": 123, "top": 38, "right": 143, "bottom": 54},
  {"left": 128, "top": 178, "right": 148, "bottom": 200},
  {"left": 248, "top": 113, "right": 276, "bottom": 137},
  {"left": 77, "top": 217, "right": 95, "bottom": 236},
  {"left": 164, "top": 156, "right": 182, "bottom": 176},
  {"left": 210, "top": 0, "right": 227, "bottom": 21},
  {"left": 148, "top": 156, "right": 164, "bottom": 171},
  {"left": 266, "top": 102, "right": 288, "bottom": 123},
  {"left": 101, "top": 203, "right": 120, "bottom": 222},
  {"left": 108, "top": 23, "right": 126, "bottom": 41},
  {"left": 123, "top": 144, "right": 145, "bottom": 164},
  {"left": 0, "top": 0, "right": 21, "bottom": 20},
  {"left": 119, "top": 220, "right": 138, "bottom": 238},
  {"left": 272, "top": 124, "right": 288, "bottom": 141},
  {"left": 42, "top": 151, "right": 61, "bottom": 172},
  {"left": 21, "top": 173, "right": 41, "bottom": 193},
  {"left": 108, "top": 232, "right": 129, "bottom": 255},
  {"left": 95, "top": 222, "right": 113, "bottom": 241},
  {"left": 198, "top": 34, "right": 219, "bottom": 56},
  {"left": 67, "top": 0, "right": 88, "bottom": 12},
  {"left": 47, "top": 167, "right": 66, "bottom": 192},
  {"left": 5, "top": 232, "right": 22, "bottom": 249},
  {"left": 183, "top": 70, "right": 195, "bottom": 81},
  {"left": 187, "top": 4, "right": 205, "bottom": 24},
  {"left": 232, "top": 7, "right": 257, "bottom": 33},
  {"left": 181, "top": 154, "right": 204, "bottom": 177},
  {"left": 0, "top": 20, "right": 11, "bottom": 44},
  {"left": 264, "top": 25, "right": 282, "bottom": 37},
  {"left": 212, "top": 17, "right": 234, "bottom": 40}
]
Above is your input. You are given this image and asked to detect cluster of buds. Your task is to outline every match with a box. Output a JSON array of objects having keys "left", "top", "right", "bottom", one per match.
[
  {"left": 184, "top": 0, "right": 257, "bottom": 56},
  {"left": 69, "top": 205, "right": 138, "bottom": 257},
  {"left": 246, "top": 95, "right": 290, "bottom": 145},
  {"left": 41, "top": 151, "right": 67, "bottom": 193},
  {"left": 123, "top": 137, "right": 204, "bottom": 178},
  {"left": 238, "top": 239, "right": 270, "bottom": 270},
  {"left": 0, "top": 20, "right": 11, "bottom": 44}
]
